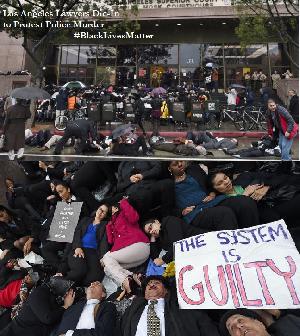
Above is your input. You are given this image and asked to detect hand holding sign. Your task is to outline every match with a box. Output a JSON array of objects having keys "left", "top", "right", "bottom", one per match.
[
  {"left": 175, "top": 220, "right": 300, "bottom": 309},
  {"left": 48, "top": 202, "right": 83, "bottom": 243}
]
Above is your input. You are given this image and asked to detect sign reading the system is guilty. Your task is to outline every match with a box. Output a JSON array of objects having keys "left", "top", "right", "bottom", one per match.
[{"left": 175, "top": 220, "right": 300, "bottom": 309}]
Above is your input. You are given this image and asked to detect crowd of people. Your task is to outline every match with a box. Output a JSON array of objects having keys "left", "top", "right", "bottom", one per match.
[{"left": 0, "top": 160, "right": 300, "bottom": 335}]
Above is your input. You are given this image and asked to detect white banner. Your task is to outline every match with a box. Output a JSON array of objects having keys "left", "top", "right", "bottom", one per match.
[
  {"left": 175, "top": 220, "right": 300, "bottom": 309},
  {"left": 123, "top": 0, "right": 232, "bottom": 9}
]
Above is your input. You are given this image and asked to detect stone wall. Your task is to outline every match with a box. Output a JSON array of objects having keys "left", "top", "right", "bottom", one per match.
[
  {"left": 0, "top": 31, "right": 26, "bottom": 73},
  {"left": 276, "top": 78, "right": 299, "bottom": 106},
  {"left": 0, "top": 75, "right": 32, "bottom": 97}
]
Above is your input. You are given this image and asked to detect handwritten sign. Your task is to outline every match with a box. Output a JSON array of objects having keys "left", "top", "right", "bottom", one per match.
[
  {"left": 175, "top": 220, "right": 300, "bottom": 309},
  {"left": 47, "top": 202, "right": 82, "bottom": 243}
]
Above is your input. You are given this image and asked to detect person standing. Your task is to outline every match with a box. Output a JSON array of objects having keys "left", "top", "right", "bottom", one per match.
[
  {"left": 55, "top": 89, "right": 68, "bottom": 127},
  {"left": 267, "top": 99, "right": 298, "bottom": 161},
  {"left": 271, "top": 70, "right": 281, "bottom": 92},
  {"left": 133, "top": 94, "right": 146, "bottom": 135},
  {"left": 288, "top": 89, "right": 299, "bottom": 123},
  {"left": 151, "top": 93, "right": 162, "bottom": 136},
  {"left": 3, "top": 99, "right": 31, "bottom": 160}
]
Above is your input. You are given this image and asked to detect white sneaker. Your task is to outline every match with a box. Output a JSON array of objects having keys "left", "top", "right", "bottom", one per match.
[
  {"left": 17, "top": 148, "right": 24, "bottom": 159},
  {"left": 8, "top": 150, "right": 15, "bottom": 160}
]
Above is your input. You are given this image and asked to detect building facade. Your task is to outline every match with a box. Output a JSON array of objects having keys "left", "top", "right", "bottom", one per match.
[{"left": 41, "top": 1, "right": 298, "bottom": 88}]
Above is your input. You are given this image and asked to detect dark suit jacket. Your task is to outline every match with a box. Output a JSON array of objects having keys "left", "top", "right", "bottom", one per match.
[
  {"left": 55, "top": 300, "right": 117, "bottom": 336},
  {"left": 121, "top": 291, "right": 220, "bottom": 336},
  {"left": 0, "top": 285, "right": 65, "bottom": 336},
  {"left": 72, "top": 216, "right": 110, "bottom": 259}
]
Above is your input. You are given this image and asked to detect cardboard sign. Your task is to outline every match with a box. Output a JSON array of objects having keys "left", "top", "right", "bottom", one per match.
[
  {"left": 47, "top": 202, "right": 82, "bottom": 243},
  {"left": 175, "top": 220, "right": 300, "bottom": 309}
]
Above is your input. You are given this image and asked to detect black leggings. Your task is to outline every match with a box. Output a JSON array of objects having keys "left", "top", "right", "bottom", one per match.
[
  {"left": 191, "top": 206, "right": 238, "bottom": 232},
  {"left": 71, "top": 162, "right": 117, "bottom": 213},
  {"left": 112, "top": 136, "right": 148, "bottom": 156},
  {"left": 65, "top": 248, "right": 104, "bottom": 286},
  {"left": 220, "top": 195, "right": 260, "bottom": 228},
  {"left": 41, "top": 241, "right": 71, "bottom": 273}
]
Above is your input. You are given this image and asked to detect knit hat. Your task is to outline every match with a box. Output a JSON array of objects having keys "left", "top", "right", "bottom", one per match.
[{"left": 219, "top": 309, "right": 264, "bottom": 336}]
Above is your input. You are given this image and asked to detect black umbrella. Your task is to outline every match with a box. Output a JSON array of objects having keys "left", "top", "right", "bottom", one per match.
[
  {"left": 229, "top": 84, "right": 246, "bottom": 89},
  {"left": 10, "top": 87, "right": 51, "bottom": 99}
]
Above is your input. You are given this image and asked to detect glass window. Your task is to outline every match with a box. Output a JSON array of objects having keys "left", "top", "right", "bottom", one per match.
[
  {"left": 116, "top": 67, "right": 136, "bottom": 87},
  {"left": 156, "top": 45, "right": 178, "bottom": 65},
  {"left": 224, "top": 44, "right": 246, "bottom": 65},
  {"left": 45, "top": 46, "right": 59, "bottom": 66},
  {"left": 137, "top": 66, "right": 150, "bottom": 86},
  {"left": 97, "top": 46, "right": 117, "bottom": 66},
  {"left": 137, "top": 45, "right": 178, "bottom": 65},
  {"left": 78, "top": 46, "right": 97, "bottom": 65},
  {"left": 268, "top": 43, "right": 289, "bottom": 67},
  {"left": 117, "top": 46, "right": 136, "bottom": 66},
  {"left": 180, "top": 44, "right": 201, "bottom": 66},
  {"left": 60, "top": 46, "right": 79, "bottom": 65},
  {"left": 244, "top": 44, "right": 268, "bottom": 65},
  {"left": 96, "top": 66, "right": 116, "bottom": 86}
]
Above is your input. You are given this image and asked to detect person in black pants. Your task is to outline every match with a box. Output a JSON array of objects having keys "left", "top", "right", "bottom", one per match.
[
  {"left": 70, "top": 161, "right": 117, "bottom": 213},
  {"left": 104, "top": 161, "right": 175, "bottom": 220},
  {"left": 38, "top": 181, "right": 89, "bottom": 272},
  {"left": 168, "top": 161, "right": 260, "bottom": 229},
  {"left": 54, "top": 118, "right": 101, "bottom": 155},
  {"left": 143, "top": 215, "right": 238, "bottom": 266},
  {"left": 133, "top": 94, "right": 146, "bottom": 135},
  {"left": 62, "top": 204, "right": 110, "bottom": 286},
  {"left": 0, "top": 281, "right": 75, "bottom": 336},
  {"left": 110, "top": 135, "right": 151, "bottom": 156}
]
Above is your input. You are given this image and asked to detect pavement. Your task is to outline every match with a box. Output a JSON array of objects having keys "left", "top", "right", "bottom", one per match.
[{"left": 0, "top": 121, "right": 298, "bottom": 161}]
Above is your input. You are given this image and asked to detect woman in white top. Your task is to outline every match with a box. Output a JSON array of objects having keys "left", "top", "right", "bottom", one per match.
[{"left": 225, "top": 88, "right": 238, "bottom": 106}]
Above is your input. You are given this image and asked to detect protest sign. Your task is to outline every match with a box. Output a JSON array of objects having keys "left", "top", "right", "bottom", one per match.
[
  {"left": 175, "top": 220, "right": 300, "bottom": 309},
  {"left": 47, "top": 202, "right": 82, "bottom": 243}
]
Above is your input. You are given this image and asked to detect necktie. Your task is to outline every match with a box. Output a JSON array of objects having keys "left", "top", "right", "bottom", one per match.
[{"left": 147, "top": 300, "right": 161, "bottom": 336}]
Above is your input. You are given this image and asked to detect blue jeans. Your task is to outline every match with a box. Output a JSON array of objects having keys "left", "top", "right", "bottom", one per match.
[{"left": 279, "top": 132, "right": 293, "bottom": 161}]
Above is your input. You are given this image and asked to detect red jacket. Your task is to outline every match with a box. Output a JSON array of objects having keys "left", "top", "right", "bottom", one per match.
[
  {"left": 0, "top": 279, "right": 22, "bottom": 307},
  {"left": 106, "top": 199, "right": 149, "bottom": 252},
  {"left": 268, "top": 107, "right": 299, "bottom": 140}
]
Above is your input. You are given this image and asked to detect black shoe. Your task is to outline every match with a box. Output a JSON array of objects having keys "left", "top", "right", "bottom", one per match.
[{"left": 144, "top": 151, "right": 154, "bottom": 156}]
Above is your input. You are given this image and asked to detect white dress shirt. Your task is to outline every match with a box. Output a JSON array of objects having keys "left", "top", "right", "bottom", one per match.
[
  {"left": 65, "top": 299, "right": 100, "bottom": 336},
  {"left": 135, "top": 298, "right": 165, "bottom": 336}
]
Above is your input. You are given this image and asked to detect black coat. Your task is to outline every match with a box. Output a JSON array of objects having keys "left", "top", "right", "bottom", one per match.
[
  {"left": 150, "top": 216, "right": 203, "bottom": 264},
  {"left": 3, "top": 103, "right": 31, "bottom": 150},
  {"left": 289, "top": 95, "right": 299, "bottom": 123},
  {"left": 117, "top": 161, "right": 163, "bottom": 195},
  {"left": 267, "top": 314, "right": 300, "bottom": 336},
  {"left": 55, "top": 300, "right": 117, "bottom": 336},
  {"left": 72, "top": 216, "right": 110, "bottom": 259},
  {"left": 121, "top": 291, "right": 220, "bottom": 336},
  {"left": 0, "top": 285, "right": 65, "bottom": 336},
  {"left": 0, "top": 208, "right": 32, "bottom": 246},
  {"left": 66, "top": 119, "right": 97, "bottom": 141}
]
